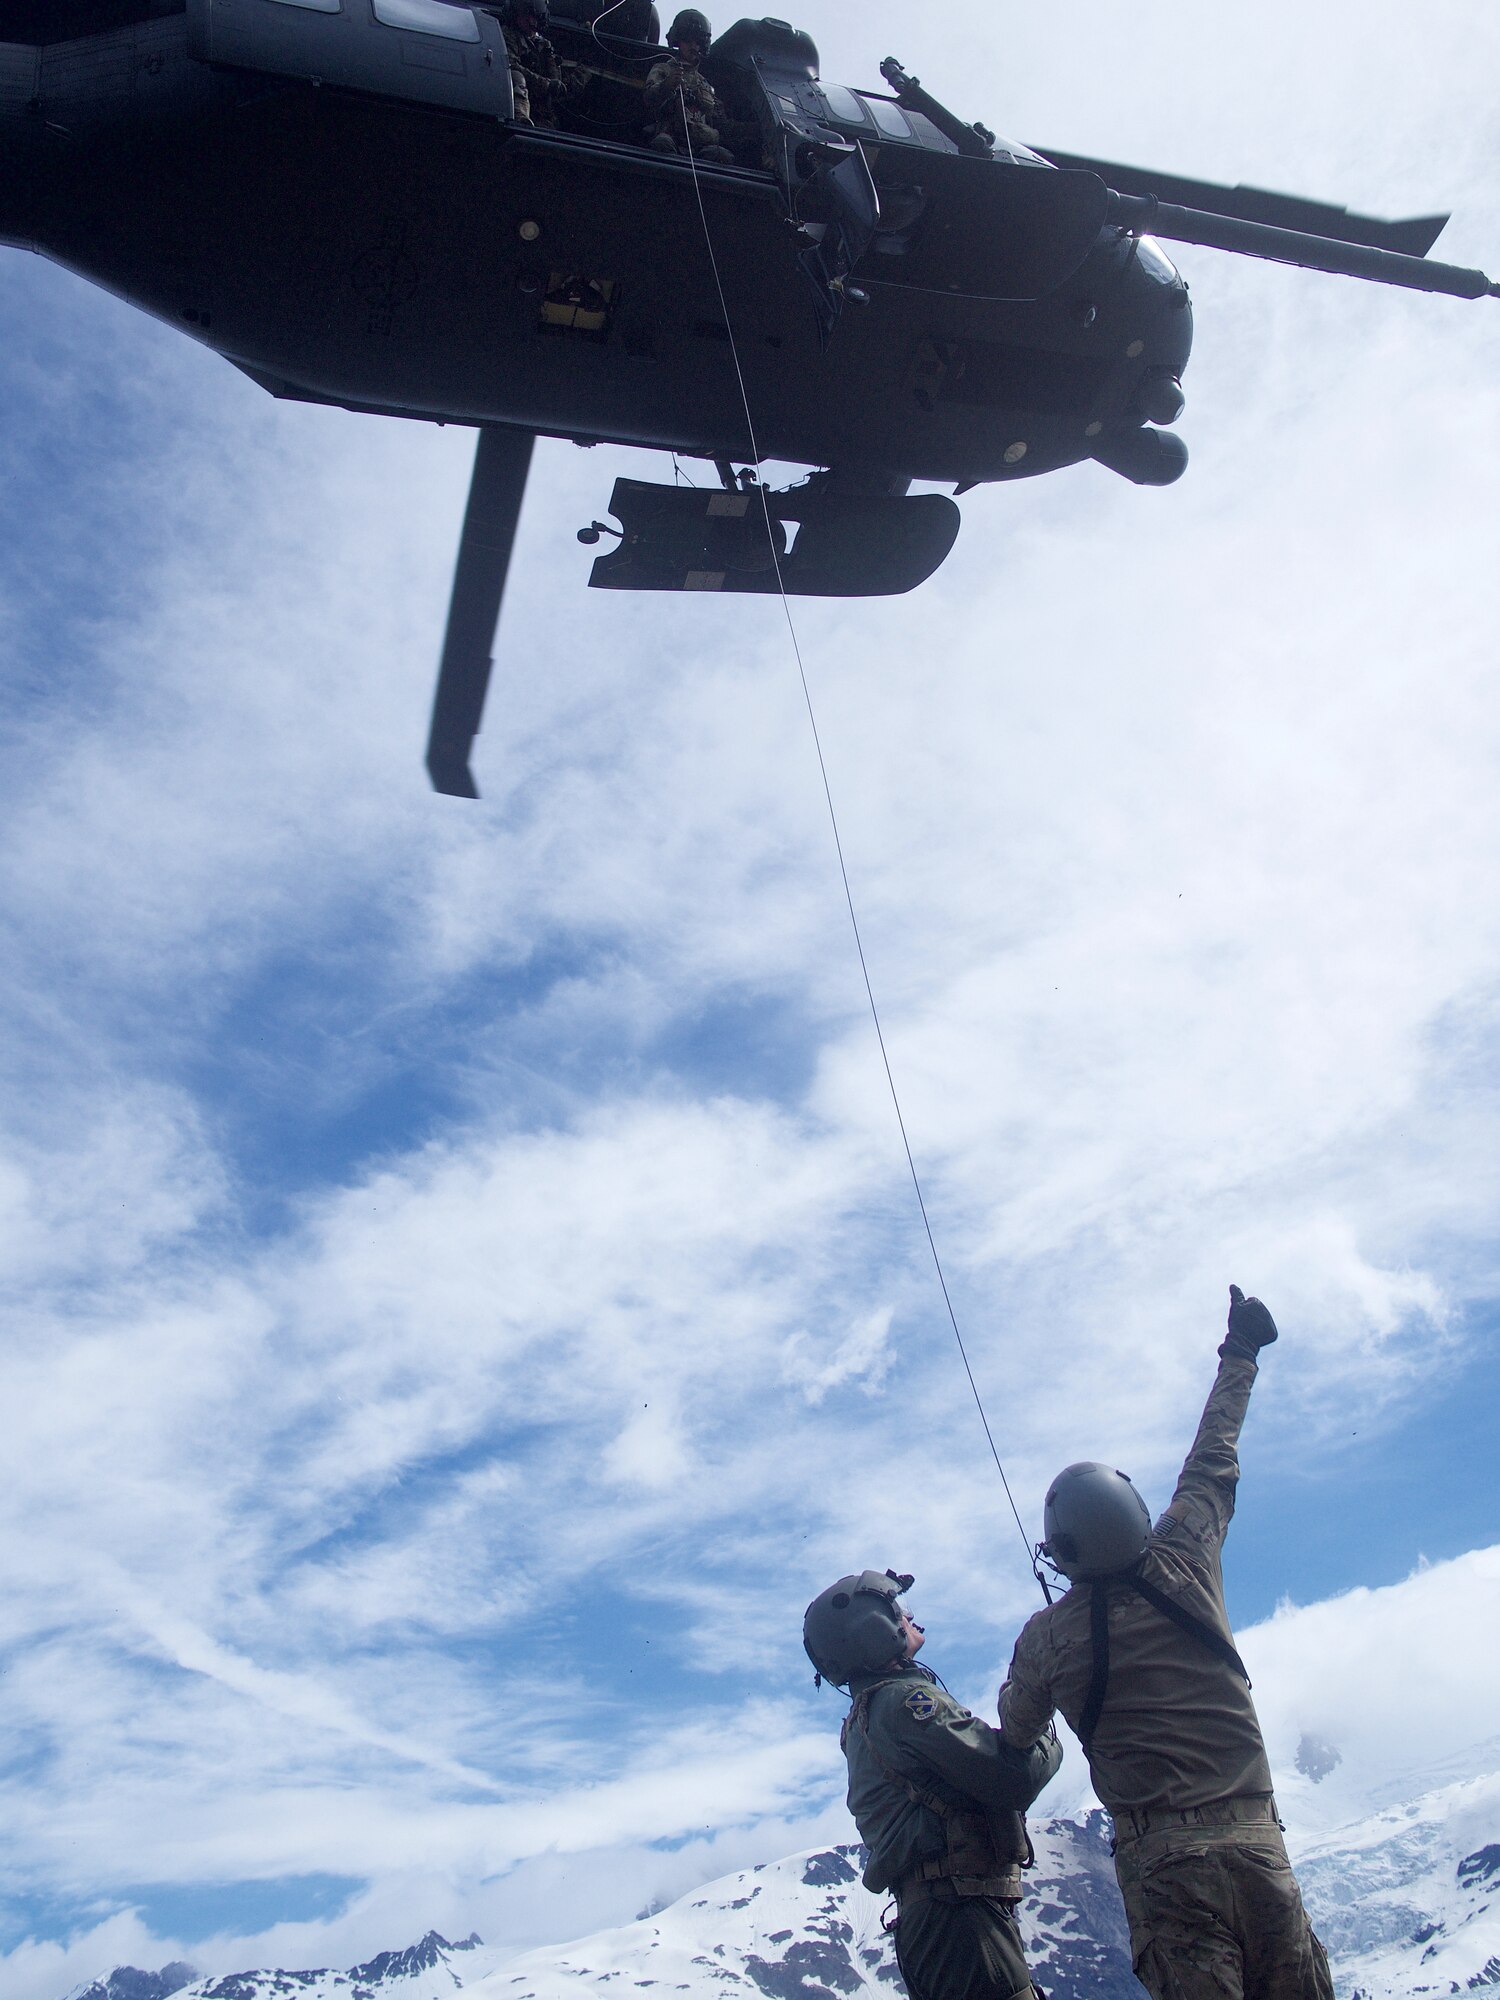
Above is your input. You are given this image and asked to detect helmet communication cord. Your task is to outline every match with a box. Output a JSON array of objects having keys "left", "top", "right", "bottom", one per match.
[
  {"left": 677, "top": 107, "right": 1051, "bottom": 1605},
  {"left": 589, "top": 0, "right": 662, "bottom": 67}
]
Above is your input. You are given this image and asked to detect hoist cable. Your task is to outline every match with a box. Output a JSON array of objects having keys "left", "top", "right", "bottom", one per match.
[{"left": 677, "top": 112, "right": 1046, "bottom": 1593}]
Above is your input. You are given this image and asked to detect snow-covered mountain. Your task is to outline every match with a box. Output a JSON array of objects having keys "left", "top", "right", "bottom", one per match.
[
  {"left": 471, "top": 1828, "right": 1135, "bottom": 2000},
  {"left": 1294, "top": 1770, "right": 1500, "bottom": 1999},
  {"left": 65, "top": 1772, "right": 1500, "bottom": 2000},
  {"left": 69, "top": 1933, "right": 509, "bottom": 2000}
]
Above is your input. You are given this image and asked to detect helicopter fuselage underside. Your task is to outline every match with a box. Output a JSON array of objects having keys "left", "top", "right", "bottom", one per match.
[{"left": 0, "top": 12, "right": 1194, "bottom": 487}]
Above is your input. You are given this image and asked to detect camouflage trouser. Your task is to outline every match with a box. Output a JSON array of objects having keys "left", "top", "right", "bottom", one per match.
[
  {"left": 1113, "top": 1802, "right": 1335, "bottom": 2000},
  {"left": 890, "top": 1889, "right": 1035, "bottom": 2000}
]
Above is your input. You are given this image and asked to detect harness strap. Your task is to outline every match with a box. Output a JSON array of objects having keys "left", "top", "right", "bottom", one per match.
[
  {"left": 1129, "top": 1573, "right": 1251, "bottom": 1685},
  {"left": 1079, "top": 1572, "right": 1250, "bottom": 1753},
  {"left": 895, "top": 1868, "right": 1019, "bottom": 1905},
  {"left": 1078, "top": 1581, "right": 1111, "bottom": 1750}
]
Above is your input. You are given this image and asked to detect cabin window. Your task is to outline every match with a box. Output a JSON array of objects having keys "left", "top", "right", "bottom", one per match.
[
  {"left": 269, "top": 0, "right": 341, "bottom": 12},
  {"left": 864, "top": 96, "right": 912, "bottom": 140},
  {"left": 818, "top": 85, "right": 867, "bottom": 127},
  {"left": 372, "top": 0, "right": 480, "bottom": 38}
]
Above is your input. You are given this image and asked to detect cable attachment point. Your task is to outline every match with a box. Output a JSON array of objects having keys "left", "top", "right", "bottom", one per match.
[{"left": 1032, "top": 1543, "right": 1058, "bottom": 1605}]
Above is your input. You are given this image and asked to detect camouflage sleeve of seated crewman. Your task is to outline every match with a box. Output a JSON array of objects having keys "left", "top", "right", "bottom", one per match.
[{"left": 642, "top": 59, "right": 682, "bottom": 115}]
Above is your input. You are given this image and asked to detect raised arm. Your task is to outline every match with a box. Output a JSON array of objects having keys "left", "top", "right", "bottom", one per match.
[{"left": 1159, "top": 1285, "right": 1278, "bottom": 1550}]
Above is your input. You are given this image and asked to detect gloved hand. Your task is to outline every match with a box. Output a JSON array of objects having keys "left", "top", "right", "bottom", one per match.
[{"left": 1220, "top": 1283, "right": 1278, "bottom": 1360}]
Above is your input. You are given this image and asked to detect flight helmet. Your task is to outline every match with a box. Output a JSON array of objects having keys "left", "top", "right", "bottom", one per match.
[
  {"left": 1041, "top": 1462, "right": 1151, "bottom": 1580},
  {"left": 803, "top": 1568, "right": 914, "bottom": 1688},
  {"left": 507, "top": 0, "right": 549, "bottom": 26},
  {"left": 666, "top": 8, "right": 711, "bottom": 53}
]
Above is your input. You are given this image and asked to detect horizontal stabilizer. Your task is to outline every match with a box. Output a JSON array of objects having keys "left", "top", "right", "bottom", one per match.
[
  {"left": 1034, "top": 149, "right": 1448, "bottom": 258},
  {"left": 588, "top": 480, "right": 961, "bottom": 597}
]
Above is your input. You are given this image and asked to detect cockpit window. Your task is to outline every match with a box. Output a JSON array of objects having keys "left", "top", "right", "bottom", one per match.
[
  {"left": 371, "top": 0, "right": 480, "bottom": 37},
  {"left": 863, "top": 96, "right": 912, "bottom": 140},
  {"left": 818, "top": 84, "right": 868, "bottom": 127}
]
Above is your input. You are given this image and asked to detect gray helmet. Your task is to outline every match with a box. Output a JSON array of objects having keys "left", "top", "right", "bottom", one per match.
[
  {"left": 666, "top": 7, "right": 710, "bottom": 50},
  {"left": 803, "top": 1568, "right": 914, "bottom": 1687},
  {"left": 1042, "top": 1462, "right": 1151, "bottom": 1580}
]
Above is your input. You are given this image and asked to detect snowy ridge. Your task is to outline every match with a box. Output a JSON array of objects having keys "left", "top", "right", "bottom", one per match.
[
  {"left": 470, "top": 1836, "right": 1135, "bottom": 2000},
  {"left": 69, "top": 1935, "right": 505, "bottom": 2000},
  {"left": 61, "top": 1774, "right": 1500, "bottom": 2000}
]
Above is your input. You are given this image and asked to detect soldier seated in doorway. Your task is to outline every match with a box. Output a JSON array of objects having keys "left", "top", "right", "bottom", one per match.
[
  {"left": 997, "top": 1287, "right": 1335, "bottom": 2000},
  {"left": 803, "top": 1569, "right": 1061, "bottom": 2000},
  {"left": 499, "top": 0, "right": 574, "bottom": 128},
  {"left": 642, "top": 9, "right": 735, "bottom": 163}
]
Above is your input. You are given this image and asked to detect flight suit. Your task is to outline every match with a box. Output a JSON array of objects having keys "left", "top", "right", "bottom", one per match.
[
  {"left": 998, "top": 1353, "right": 1334, "bottom": 2000},
  {"left": 843, "top": 1661, "right": 1061, "bottom": 2000},
  {"left": 642, "top": 59, "right": 732, "bottom": 161}
]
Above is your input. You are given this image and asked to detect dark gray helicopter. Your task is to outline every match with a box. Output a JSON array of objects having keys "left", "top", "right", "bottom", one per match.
[{"left": 2, "top": 0, "right": 1494, "bottom": 795}]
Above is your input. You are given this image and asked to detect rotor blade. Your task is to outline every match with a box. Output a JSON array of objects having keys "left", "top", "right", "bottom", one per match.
[
  {"left": 425, "top": 425, "right": 535, "bottom": 800},
  {"left": 1033, "top": 149, "right": 1449, "bottom": 258}
]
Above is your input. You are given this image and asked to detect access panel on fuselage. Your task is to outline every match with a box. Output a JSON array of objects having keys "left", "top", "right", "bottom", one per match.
[{"left": 186, "top": 0, "right": 512, "bottom": 117}]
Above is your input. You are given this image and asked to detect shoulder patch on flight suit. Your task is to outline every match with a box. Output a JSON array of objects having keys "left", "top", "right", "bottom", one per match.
[{"left": 904, "top": 1687, "right": 941, "bottom": 1721}]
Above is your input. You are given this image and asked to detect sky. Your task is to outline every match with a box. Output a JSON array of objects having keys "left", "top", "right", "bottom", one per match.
[{"left": 2, "top": 0, "right": 1499, "bottom": 1993}]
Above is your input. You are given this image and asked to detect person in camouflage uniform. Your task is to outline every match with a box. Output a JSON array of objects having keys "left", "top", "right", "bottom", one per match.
[
  {"left": 642, "top": 9, "right": 734, "bottom": 163},
  {"left": 997, "top": 1288, "right": 1335, "bottom": 2000},
  {"left": 499, "top": 0, "right": 572, "bottom": 128},
  {"left": 804, "top": 1569, "right": 1061, "bottom": 2000}
]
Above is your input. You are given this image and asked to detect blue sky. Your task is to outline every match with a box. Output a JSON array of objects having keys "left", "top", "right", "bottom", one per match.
[{"left": 3, "top": 0, "right": 1500, "bottom": 1993}]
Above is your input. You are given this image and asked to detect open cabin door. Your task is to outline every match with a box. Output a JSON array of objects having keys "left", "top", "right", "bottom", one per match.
[
  {"left": 707, "top": 18, "right": 1108, "bottom": 334},
  {"left": 186, "top": 0, "right": 512, "bottom": 116}
]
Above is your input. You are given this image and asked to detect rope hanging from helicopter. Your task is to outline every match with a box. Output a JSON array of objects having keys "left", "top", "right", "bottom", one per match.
[{"left": 675, "top": 98, "right": 1053, "bottom": 1604}]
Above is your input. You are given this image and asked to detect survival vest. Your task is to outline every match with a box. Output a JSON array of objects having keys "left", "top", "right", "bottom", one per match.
[{"left": 843, "top": 1677, "right": 1035, "bottom": 1900}]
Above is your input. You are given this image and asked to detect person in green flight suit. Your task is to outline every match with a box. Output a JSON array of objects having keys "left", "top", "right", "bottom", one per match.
[
  {"left": 803, "top": 1569, "right": 1061, "bottom": 2000},
  {"left": 997, "top": 1287, "right": 1335, "bottom": 2000}
]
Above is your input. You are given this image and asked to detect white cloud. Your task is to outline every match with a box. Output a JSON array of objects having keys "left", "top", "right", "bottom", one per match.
[
  {"left": 1247, "top": 1546, "right": 1500, "bottom": 1836},
  {"left": 3, "top": 0, "right": 1500, "bottom": 1994}
]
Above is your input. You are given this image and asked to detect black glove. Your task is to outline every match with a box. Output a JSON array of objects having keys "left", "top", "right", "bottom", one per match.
[{"left": 1220, "top": 1283, "right": 1278, "bottom": 1360}]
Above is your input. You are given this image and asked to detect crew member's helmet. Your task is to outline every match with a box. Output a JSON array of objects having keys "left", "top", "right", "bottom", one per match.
[
  {"left": 803, "top": 1568, "right": 914, "bottom": 1688},
  {"left": 506, "top": 0, "right": 548, "bottom": 26},
  {"left": 1041, "top": 1462, "right": 1151, "bottom": 1579},
  {"left": 666, "top": 7, "right": 711, "bottom": 52}
]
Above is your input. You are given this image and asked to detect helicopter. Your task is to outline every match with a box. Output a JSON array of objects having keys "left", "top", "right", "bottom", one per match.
[{"left": 2, "top": 0, "right": 1495, "bottom": 797}]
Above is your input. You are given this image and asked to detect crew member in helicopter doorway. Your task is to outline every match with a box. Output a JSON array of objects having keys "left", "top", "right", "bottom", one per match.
[
  {"left": 643, "top": 10, "right": 734, "bottom": 161},
  {"left": 803, "top": 1571, "right": 1061, "bottom": 2000},
  {"left": 998, "top": 1288, "right": 1334, "bottom": 2000}
]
